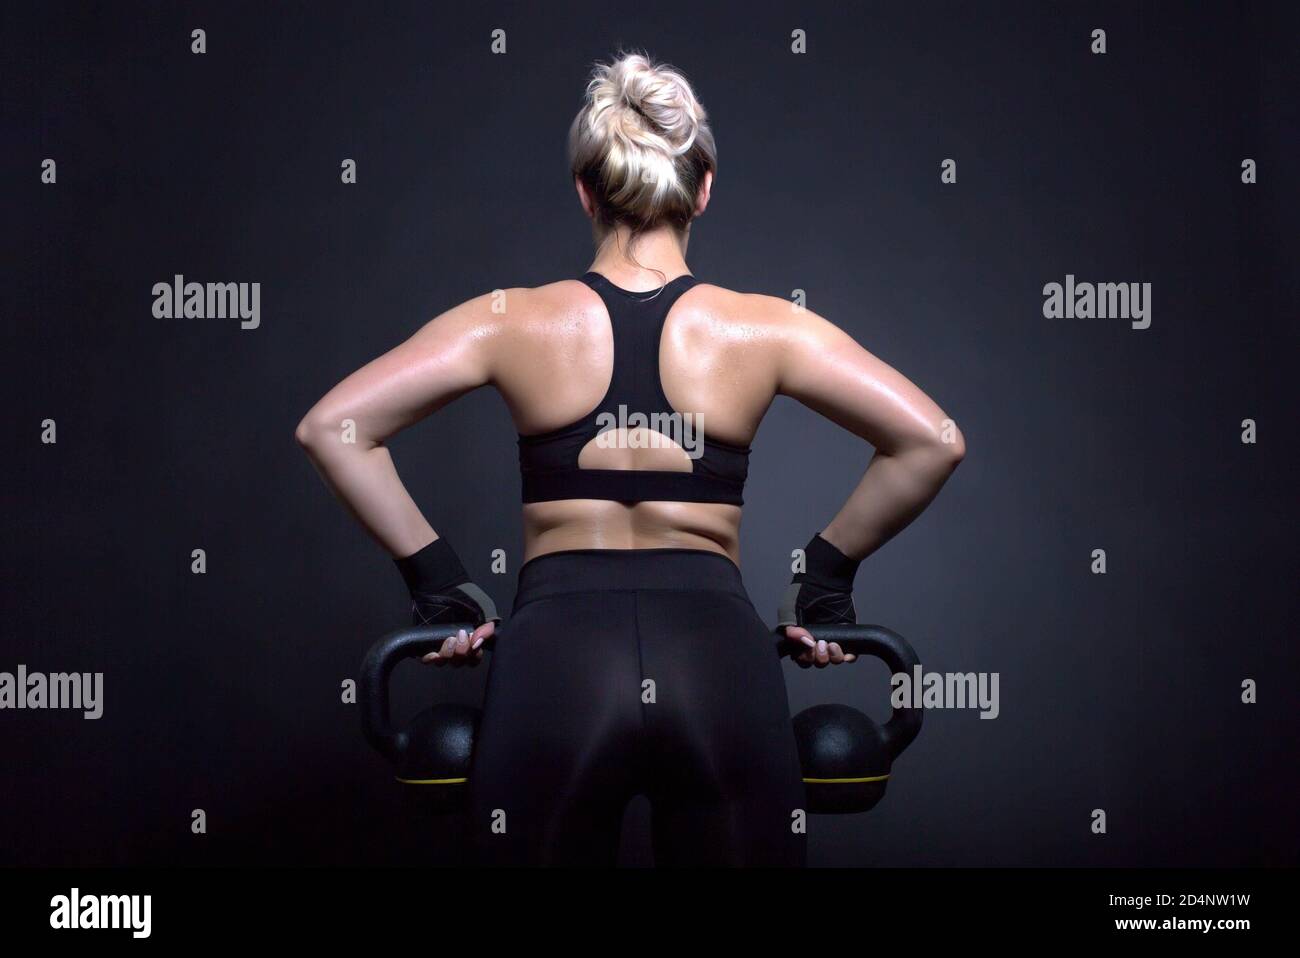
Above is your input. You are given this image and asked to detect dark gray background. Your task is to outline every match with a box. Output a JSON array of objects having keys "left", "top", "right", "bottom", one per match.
[{"left": 3, "top": 0, "right": 1296, "bottom": 867}]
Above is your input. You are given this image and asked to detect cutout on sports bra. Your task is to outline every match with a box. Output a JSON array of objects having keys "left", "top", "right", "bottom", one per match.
[{"left": 576, "top": 427, "right": 694, "bottom": 473}]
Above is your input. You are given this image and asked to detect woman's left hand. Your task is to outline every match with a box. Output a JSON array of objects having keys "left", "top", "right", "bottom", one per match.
[{"left": 421, "top": 621, "right": 495, "bottom": 666}]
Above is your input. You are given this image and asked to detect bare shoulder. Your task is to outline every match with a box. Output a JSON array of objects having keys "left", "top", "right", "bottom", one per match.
[
  {"left": 478, "top": 279, "right": 603, "bottom": 328},
  {"left": 681, "top": 283, "right": 821, "bottom": 342},
  {"left": 426, "top": 280, "right": 598, "bottom": 344}
]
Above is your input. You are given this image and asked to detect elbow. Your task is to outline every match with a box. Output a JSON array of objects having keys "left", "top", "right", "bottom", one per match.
[
  {"left": 940, "top": 422, "right": 966, "bottom": 469},
  {"left": 295, "top": 408, "right": 337, "bottom": 455},
  {"left": 908, "top": 420, "right": 965, "bottom": 476},
  {"left": 297, "top": 406, "right": 376, "bottom": 458},
  {"left": 294, "top": 414, "right": 314, "bottom": 450}
]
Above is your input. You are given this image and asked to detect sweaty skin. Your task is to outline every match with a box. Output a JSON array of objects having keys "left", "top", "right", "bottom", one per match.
[{"left": 297, "top": 177, "right": 965, "bottom": 665}]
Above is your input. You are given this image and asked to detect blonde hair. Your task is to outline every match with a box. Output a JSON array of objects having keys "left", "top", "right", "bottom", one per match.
[{"left": 568, "top": 51, "right": 716, "bottom": 237}]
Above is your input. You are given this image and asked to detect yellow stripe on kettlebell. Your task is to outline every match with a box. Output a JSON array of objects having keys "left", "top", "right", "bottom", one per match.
[
  {"left": 802, "top": 774, "right": 890, "bottom": 784},
  {"left": 395, "top": 776, "right": 468, "bottom": 785}
]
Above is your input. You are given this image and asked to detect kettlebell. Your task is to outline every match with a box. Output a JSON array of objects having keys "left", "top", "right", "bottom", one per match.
[
  {"left": 358, "top": 626, "right": 494, "bottom": 814},
  {"left": 778, "top": 624, "right": 923, "bottom": 814}
]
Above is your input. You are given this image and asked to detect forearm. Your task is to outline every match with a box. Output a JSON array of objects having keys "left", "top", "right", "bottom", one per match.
[
  {"left": 297, "top": 428, "right": 436, "bottom": 558},
  {"left": 820, "top": 443, "right": 961, "bottom": 561}
]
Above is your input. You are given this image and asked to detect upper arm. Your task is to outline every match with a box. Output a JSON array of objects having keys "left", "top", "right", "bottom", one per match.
[
  {"left": 300, "top": 292, "right": 504, "bottom": 446},
  {"left": 769, "top": 299, "right": 960, "bottom": 455}
]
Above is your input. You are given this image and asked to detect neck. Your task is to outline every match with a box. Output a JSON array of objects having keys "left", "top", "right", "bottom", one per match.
[{"left": 589, "top": 223, "right": 691, "bottom": 290}]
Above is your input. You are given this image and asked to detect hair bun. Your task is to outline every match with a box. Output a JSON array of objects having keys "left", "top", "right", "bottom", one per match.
[
  {"left": 569, "top": 51, "right": 717, "bottom": 233},
  {"left": 610, "top": 53, "right": 700, "bottom": 154}
]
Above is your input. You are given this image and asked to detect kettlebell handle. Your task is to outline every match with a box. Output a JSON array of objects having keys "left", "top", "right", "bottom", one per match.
[
  {"left": 775, "top": 623, "right": 923, "bottom": 758},
  {"left": 359, "top": 624, "right": 493, "bottom": 763}
]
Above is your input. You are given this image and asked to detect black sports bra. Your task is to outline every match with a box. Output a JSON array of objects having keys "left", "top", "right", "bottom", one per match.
[{"left": 517, "top": 271, "right": 750, "bottom": 506}]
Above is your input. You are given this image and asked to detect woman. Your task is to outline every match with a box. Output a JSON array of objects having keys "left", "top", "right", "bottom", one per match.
[{"left": 296, "top": 52, "right": 964, "bottom": 866}]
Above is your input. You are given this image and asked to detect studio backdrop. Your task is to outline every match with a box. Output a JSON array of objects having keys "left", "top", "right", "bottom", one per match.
[{"left": 3, "top": 0, "right": 1296, "bottom": 867}]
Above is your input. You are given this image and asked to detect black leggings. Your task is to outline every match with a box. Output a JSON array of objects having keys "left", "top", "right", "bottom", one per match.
[{"left": 468, "top": 549, "right": 807, "bottom": 866}]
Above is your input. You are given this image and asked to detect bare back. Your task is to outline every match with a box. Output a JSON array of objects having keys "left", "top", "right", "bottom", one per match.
[{"left": 492, "top": 277, "right": 780, "bottom": 564}]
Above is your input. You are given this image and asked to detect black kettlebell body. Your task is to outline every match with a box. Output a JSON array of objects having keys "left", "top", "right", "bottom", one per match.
[
  {"left": 393, "top": 703, "right": 480, "bottom": 812},
  {"left": 794, "top": 704, "right": 890, "bottom": 812}
]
